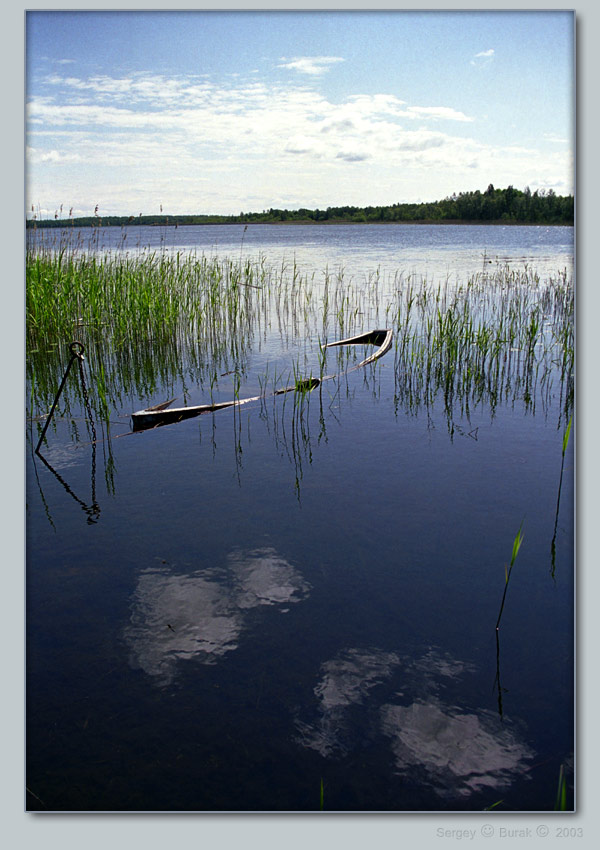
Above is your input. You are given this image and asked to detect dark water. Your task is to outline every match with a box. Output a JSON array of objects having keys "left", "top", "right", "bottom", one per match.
[{"left": 26, "top": 225, "right": 574, "bottom": 812}]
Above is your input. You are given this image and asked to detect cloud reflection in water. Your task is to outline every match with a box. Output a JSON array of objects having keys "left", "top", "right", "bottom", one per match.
[
  {"left": 125, "top": 547, "right": 310, "bottom": 685},
  {"left": 296, "top": 646, "right": 534, "bottom": 800},
  {"left": 380, "top": 700, "right": 533, "bottom": 798},
  {"left": 295, "top": 648, "right": 401, "bottom": 757}
]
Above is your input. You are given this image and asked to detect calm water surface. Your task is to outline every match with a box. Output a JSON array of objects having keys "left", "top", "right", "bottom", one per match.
[
  {"left": 26, "top": 225, "right": 574, "bottom": 812},
  {"left": 29, "top": 221, "right": 573, "bottom": 280}
]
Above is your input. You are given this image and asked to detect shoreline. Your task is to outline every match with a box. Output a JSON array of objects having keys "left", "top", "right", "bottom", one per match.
[{"left": 26, "top": 219, "right": 573, "bottom": 230}]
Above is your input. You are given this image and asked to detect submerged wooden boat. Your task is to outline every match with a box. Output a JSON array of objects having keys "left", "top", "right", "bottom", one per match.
[
  {"left": 323, "top": 328, "right": 393, "bottom": 368},
  {"left": 131, "top": 328, "right": 393, "bottom": 432}
]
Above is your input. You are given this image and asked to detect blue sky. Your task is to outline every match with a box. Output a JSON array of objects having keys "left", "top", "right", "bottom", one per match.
[{"left": 26, "top": 9, "right": 574, "bottom": 218}]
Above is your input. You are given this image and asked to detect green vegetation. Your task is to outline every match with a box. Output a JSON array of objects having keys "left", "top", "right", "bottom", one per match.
[
  {"left": 26, "top": 230, "right": 574, "bottom": 812},
  {"left": 496, "top": 525, "right": 525, "bottom": 631},
  {"left": 551, "top": 414, "right": 574, "bottom": 577},
  {"left": 27, "top": 185, "right": 574, "bottom": 228},
  {"left": 554, "top": 764, "right": 568, "bottom": 811},
  {"left": 26, "top": 234, "right": 574, "bottom": 549},
  {"left": 26, "top": 233, "right": 574, "bottom": 451},
  {"left": 391, "top": 266, "right": 574, "bottom": 425}
]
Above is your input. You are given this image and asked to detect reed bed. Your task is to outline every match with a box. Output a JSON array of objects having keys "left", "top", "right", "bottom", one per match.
[
  {"left": 390, "top": 265, "right": 574, "bottom": 423},
  {"left": 26, "top": 237, "right": 574, "bottom": 436}
]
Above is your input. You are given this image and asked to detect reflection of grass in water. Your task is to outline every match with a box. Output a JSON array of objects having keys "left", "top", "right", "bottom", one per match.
[
  {"left": 392, "top": 266, "right": 574, "bottom": 425},
  {"left": 26, "top": 236, "right": 573, "bottom": 443},
  {"left": 551, "top": 415, "right": 573, "bottom": 577}
]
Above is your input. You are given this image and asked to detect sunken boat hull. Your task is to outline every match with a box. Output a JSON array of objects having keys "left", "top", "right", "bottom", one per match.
[{"left": 131, "top": 328, "right": 393, "bottom": 432}]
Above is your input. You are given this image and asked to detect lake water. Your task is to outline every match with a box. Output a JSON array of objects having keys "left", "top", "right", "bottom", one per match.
[
  {"left": 29, "top": 221, "right": 574, "bottom": 281},
  {"left": 26, "top": 224, "right": 574, "bottom": 812}
]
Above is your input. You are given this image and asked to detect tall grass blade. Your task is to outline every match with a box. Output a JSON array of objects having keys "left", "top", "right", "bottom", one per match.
[
  {"left": 496, "top": 524, "right": 524, "bottom": 630},
  {"left": 551, "top": 415, "right": 573, "bottom": 578},
  {"left": 562, "top": 416, "right": 573, "bottom": 456},
  {"left": 510, "top": 527, "right": 524, "bottom": 567},
  {"left": 554, "top": 764, "right": 567, "bottom": 811}
]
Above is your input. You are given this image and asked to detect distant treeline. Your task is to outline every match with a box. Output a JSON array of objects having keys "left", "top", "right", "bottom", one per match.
[{"left": 28, "top": 185, "right": 574, "bottom": 228}]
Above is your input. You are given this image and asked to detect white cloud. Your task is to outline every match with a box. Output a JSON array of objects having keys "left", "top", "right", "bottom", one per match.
[
  {"left": 405, "top": 106, "right": 473, "bottom": 122},
  {"left": 278, "top": 56, "right": 345, "bottom": 76},
  {"left": 335, "top": 150, "right": 370, "bottom": 163},
  {"left": 471, "top": 48, "right": 495, "bottom": 66},
  {"left": 543, "top": 133, "right": 568, "bottom": 144},
  {"left": 285, "top": 135, "right": 325, "bottom": 156},
  {"left": 26, "top": 70, "right": 573, "bottom": 216},
  {"left": 27, "top": 146, "right": 82, "bottom": 164},
  {"left": 346, "top": 93, "right": 407, "bottom": 116}
]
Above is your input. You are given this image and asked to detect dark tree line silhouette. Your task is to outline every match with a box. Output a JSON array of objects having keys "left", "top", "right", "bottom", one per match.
[{"left": 28, "top": 185, "right": 574, "bottom": 228}]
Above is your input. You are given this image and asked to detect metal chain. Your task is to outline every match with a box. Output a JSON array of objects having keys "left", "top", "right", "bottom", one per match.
[
  {"left": 35, "top": 341, "right": 85, "bottom": 454},
  {"left": 75, "top": 349, "right": 97, "bottom": 447},
  {"left": 75, "top": 346, "right": 100, "bottom": 521},
  {"left": 35, "top": 340, "right": 101, "bottom": 522}
]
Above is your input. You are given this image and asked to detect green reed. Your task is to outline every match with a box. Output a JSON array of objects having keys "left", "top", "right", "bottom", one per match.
[
  {"left": 392, "top": 265, "right": 574, "bottom": 424},
  {"left": 26, "top": 233, "right": 574, "bottom": 447},
  {"left": 496, "top": 524, "right": 524, "bottom": 631},
  {"left": 554, "top": 764, "right": 568, "bottom": 811},
  {"left": 27, "top": 243, "right": 265, "bottom": 351},
  {"left": 551, "top": 414, "right": 574, "bottom": 577},
  {"left": 27, "top": 240, "right": 271, "bottom": 415}
]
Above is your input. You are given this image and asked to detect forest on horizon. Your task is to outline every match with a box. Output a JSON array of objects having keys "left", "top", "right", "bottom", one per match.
[{"left": 28, "top": 185, "right": 574, "bottom": 228}]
